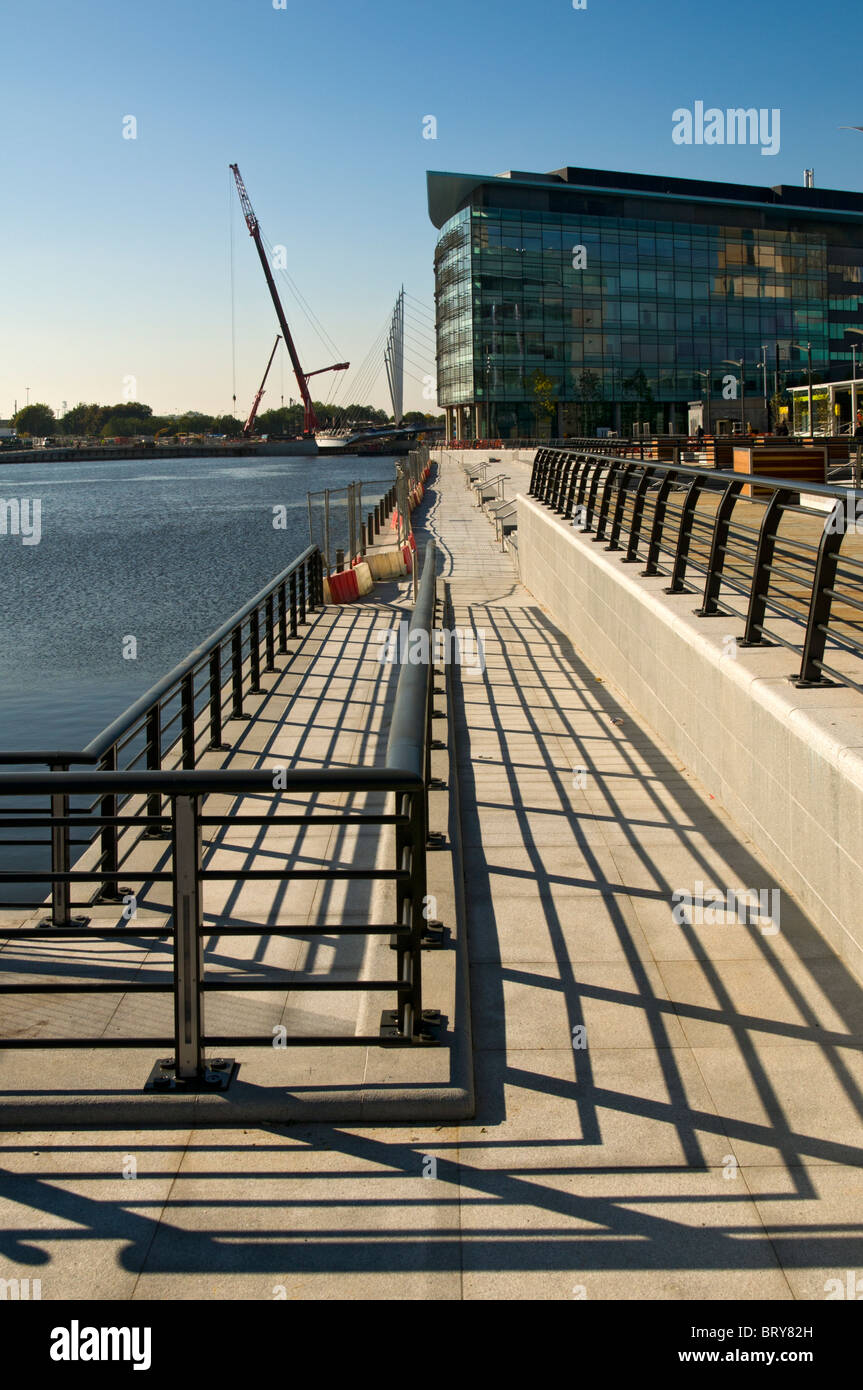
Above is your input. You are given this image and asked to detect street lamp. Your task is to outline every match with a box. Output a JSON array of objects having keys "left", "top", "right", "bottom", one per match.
[
  {"left": 793, "top": 341, "right": 814, "bottom": 438},
  {"left": 759, "top": 345, "right": 769, "bottom": 432},
  {"left": 846, "top": 327, "right": 863, "bottom": 385},
  {"left": 694, "top": 367, "right": 711, "bottom": 436},
  {"left": 722, "top": 359, "right": 746, "bottom": 435}
]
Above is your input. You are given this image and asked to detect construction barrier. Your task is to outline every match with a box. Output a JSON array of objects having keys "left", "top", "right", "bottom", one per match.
[
  {"left": 367, "top": 548, "right": 408, "bottom": 580},
  {"left": 323, "top": 560, "right": 374, "bottom": 603}
]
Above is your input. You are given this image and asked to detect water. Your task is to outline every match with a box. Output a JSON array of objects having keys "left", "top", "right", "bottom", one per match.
[{"left": 0, "top": 452, "right": 396, "bottom": 752}]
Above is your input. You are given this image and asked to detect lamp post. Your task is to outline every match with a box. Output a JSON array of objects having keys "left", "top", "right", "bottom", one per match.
[
  {"left": 484, "top": 352, "right": 491, "bottom": 441},
  {"left": 846, "top": 329, "right": 863, "bottom": 483},
  {"left": 722, "top": 359, "right": 746, "bottom": 435},
  {"left": 694, "top": 367, "right": 711, "bottom": 436},
  {"left": 793, "top": 341, "right": 814, "bottom": 438},
  {"left": 846, "top": 325, "right": 863, "bottom": 390},
  {"left": 759, "top": 345, "right": 769, "bottom": 432}
]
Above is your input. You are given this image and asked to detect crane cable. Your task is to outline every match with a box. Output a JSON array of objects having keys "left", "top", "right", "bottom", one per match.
[{"left": 229, "top": 170, "right": 238, "bottom": 418}]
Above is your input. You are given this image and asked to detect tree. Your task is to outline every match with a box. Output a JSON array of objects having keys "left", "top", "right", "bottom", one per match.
[
  {"left": 576, "top": 370, "right": 602, "bottom": 436},
  {"left": 528, "top": 369, "right": 557, "bottom": 436},
  {"left": 402, "top": 410, "right": 442, "bottom": 426},
  {"left": 100, "top": 416, "right": 145, "bottom": 438},
  {"left": 13, "top": 403, "right": 55, "bottom": 436},
  {"left": 623, "top": 369, "right": 655, "bottom": 433},
  {"left": 211, "top": 414, "right": 243, "bottom": 437},
  {"left": 175, "top": 411, "right": 215, "bottom": 434}
]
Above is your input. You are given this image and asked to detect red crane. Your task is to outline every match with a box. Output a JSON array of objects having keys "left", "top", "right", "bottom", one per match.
[
  {"left": 243, "top": 334, "right": 281, "bottom": 437},
  {"left": 230, "top": 163, "right": 348, "bottom": 436}
]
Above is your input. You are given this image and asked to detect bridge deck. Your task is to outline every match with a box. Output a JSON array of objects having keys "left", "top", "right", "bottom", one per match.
[{"left": 2, "top": 454, "right": 863, "bottom": 1298}]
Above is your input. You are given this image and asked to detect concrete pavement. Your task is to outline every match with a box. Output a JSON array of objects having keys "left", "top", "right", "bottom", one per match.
[{"left": 2, "top": 452, "right": 863, "bottom": 1299}]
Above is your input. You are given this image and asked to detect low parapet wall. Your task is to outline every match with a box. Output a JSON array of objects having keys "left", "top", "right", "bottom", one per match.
[{"left": 518, "top": 492, "right": 863, "bottom": 977}]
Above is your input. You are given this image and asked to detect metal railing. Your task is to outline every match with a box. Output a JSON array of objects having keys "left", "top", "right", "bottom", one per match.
[
  {"left": 0, "top": 539, "right": 441, "bottom": 1089},
  {"left": 0, "top": 545, "right": 325, "bottom": 924},
  {"left": 529, "top": 446, "right": 863, "bottom": 693}
]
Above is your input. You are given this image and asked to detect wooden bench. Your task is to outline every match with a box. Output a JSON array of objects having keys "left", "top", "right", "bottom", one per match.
[{"left": 732, "top": 445, "right": 828, "bottom": 498}]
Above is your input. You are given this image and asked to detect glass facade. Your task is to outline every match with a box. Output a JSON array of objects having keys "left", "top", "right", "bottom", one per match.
[{"left": 429, "top": 170, "right": 863, "bottom": 438}]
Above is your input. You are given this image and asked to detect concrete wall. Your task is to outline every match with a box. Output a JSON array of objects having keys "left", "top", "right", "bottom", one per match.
[{"left": 518, "top": 493, "right": 863, "bottom": 978}]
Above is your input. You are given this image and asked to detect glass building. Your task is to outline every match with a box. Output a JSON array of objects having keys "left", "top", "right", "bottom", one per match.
[{"left": 427, "top": 167, "right": 863, "bottom": 439}]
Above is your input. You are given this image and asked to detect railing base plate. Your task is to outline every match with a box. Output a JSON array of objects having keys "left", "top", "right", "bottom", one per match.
[
  {"left": 144, "top": 1056, "right": 237, "bottom": 1092},
  {"left": 379, "top": 1010, "right": 440, "bottom": 1045},
  {"left": 38, "top": 914, "right": 89, "bottom": 930}
]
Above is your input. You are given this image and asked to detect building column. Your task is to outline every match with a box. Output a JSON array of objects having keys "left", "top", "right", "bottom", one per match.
[
  {"left": 829, "top": 384, "right": 837, "bottom": 436},
  {"left": 853, "top": 381, "right": 859, "bottom": 431},
  {"left": 474, "top": 404, "right": 482, "bottom": 440}
]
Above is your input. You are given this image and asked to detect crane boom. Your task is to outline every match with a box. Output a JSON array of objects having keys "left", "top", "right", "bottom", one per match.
[
  {"left": 243, "top": 335, "right": 281, "bottom": 437},
  {"left": 229, "top": 163, "right": 348, "bottom": 436}
]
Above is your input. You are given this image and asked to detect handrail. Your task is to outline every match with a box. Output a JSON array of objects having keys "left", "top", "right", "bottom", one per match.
[
  {"left": 386, "top": 539, "right": 437, "bottom": 777},
  {"left": 0, "top": 536, "right": 442, "bottom": 1084},
  {"left": 528, "top": 445, "right": 863, "bottom": 694},
  {"left": 83, "top": 544, "right": 317, "bottom": 760}
]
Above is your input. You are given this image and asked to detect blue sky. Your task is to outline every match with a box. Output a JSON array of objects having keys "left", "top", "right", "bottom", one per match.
[{"left": 1, "top": 0, "right": 861, "bottom": 419}]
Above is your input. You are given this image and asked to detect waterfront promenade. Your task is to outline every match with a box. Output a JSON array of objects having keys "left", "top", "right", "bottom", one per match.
[{"left": 2, "top": 455, "right": 863, "bottom": 1298}]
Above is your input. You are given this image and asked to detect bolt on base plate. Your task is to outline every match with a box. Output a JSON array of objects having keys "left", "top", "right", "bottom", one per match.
[
  {"left": 144, "top": 1056, "right": 237, "bottom": 1092},
  {"left": 379, "top": 1009, "right": 441, "bottom": 1045}
]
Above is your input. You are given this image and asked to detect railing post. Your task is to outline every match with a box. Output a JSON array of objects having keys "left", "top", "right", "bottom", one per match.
[
  {"left": 622, "top": 466, "right": 654, "bottom": 561},
  {"left": 208, "top": 652, "right": 224, "bottom": 750},
  {"left": 181, "top": 672, "right": 196, "bottom": 767},
  {"left": 607, "top": 462, "right": 635, "bottom": 551},
  {"left": 298, "top": 561, "right": 307, "bottom": 625},
  {"left": 796, "top": 510, "right": 845, "bottom": 686},
  {"left": 42, "top": 761, "right": 87, "bottom": 928},
  {"left": 289, "top": 573, "right": 298, "bottom": 638},
  {"left": 316, "top": 550, "right": 325, "bottom": 606},
  {"left": 98, "top": 746, "right": 120, "bottom": 900},
  {"left": 665, "top": 475, "right": 703, "bottom": 593},
  {"left": 641, "top": 472, "right": 675, "bottom": 576},
  {"left": 278, "top": 580, "right": 288, "bottom": 653},
  {"left": 391, "top": 788, "right": 426, "bottom": 1042},
  {"left": 741, "top": 488, "right": 790, "bottom": 645},
  {"left": 231, "top": 625, "right": 245, "bottom": 720},
  {"left": 697, "top": 479, "right": 743, "bottom": 616},
  {"left": 584, "top": 457, "right": 606, "bottom": 527},
  {"left": 145, "top": 706, "right": 166, "bottom": 834},
  {"left": 594, "top": 460, "right": 621, "bottom": 541},
  {"left": 264, "top": 593, "right": 276, "bottom": 671},
  {"left": 249, "top": 609, "right": 263, "bottom": 693},
  {"left": 170, "top": 793, "right": 205, "bottom": 1081}
]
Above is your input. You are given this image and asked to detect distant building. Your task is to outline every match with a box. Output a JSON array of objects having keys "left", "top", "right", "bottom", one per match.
[{"left": 427, "top": 166, "right": 863, "bottom": 439}]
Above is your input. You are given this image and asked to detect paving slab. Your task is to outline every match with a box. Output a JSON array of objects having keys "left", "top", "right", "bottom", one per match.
[{"left": 4, "top": 450, "right": 863, "bottom": 1300}]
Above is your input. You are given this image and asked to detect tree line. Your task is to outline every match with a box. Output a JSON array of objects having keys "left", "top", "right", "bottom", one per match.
[{"left": 9, "top": 400, "right": 442, "bottom": 439}]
